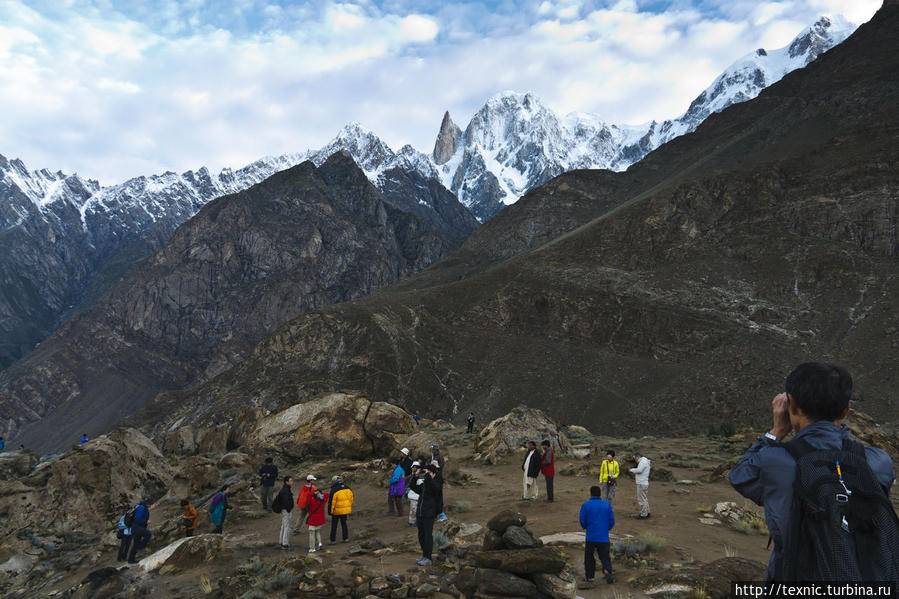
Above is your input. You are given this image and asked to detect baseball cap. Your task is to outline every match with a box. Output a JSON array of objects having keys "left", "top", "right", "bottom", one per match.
[
  {"left": 401, "top": 447, "right": 410, "bottom": 456},
  {"left": 306, "top": 474, "right": 316, "bottom": 481},
  {"left": 429, "top": 444, "right": 438, "bottom": 450}
]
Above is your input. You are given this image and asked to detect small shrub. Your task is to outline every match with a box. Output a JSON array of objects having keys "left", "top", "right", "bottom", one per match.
[
  {"left": 638, "top": 531, "right": 666, "bottom": 553},
  {"left": 719, "top": 421, "right": 736, "bottom": 437},
  {"left": 263, "top": 571, "right": 296, "bottom": 592},
  {"left": 433, "top": 531, "right": 449, "bottom": 550},
  {"left": 455, "top": 500, "right": 472, "bottom": 513}
]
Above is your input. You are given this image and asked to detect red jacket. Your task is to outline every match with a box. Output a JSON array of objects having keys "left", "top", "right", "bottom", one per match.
[
  {"left": 541, "top": 446, "right": 555, "bottom": 477},
  {"left": 306, "top": 491, "right": 329, "bottom": 527},
  {"left": 296, "top": 482, "right": 316, "bottom": 508}
]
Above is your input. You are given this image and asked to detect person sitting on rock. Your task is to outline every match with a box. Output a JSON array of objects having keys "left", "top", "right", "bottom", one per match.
[
  {"left": 209, "top": 484, "right": 231, "bottom": 534},
  {"left": 306, "top": 488, "right": 329, "bottom": 552},
  {"left": 412, "top": 463, "right": 442, "bottom": 566},
  {"left": 328, "top": 476, "right": 354, "bottom": 543},
  {"left": 181, "top": 499, "right": 198, "bottom": 537},
  {"left": 388, "top": 459, "right": 406, "bottom": 516},
  {"left": 521, "top": 440, "right": 542, "bottom": 501},
  {"left": 258, "top": 457, "right": 278, "bottom": 512},
  {"left": 274, "top": 476, "right": 294, "bottom": 549},
  {"left": 630, "top": 452, "right": 651, "bottom": 519},
  {"left": 294, "top": 474, "right": 317, "bottom": 534},
  {"left": 579, "top": 485, "right": 615, "bottom": 584},
  {"left": 599, "top": 450, "right": 620, "bottom": 505},
  {"left": 127, "top": 497, "right": 152, "bottom": 564}
]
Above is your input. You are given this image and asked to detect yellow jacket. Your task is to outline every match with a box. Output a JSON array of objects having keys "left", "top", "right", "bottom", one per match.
[
  {"left": 330, "top": 487, "right": 354, "bottom": 515},
  {"left": 599, "top": 459, "right": 620, "bottom": 483}
]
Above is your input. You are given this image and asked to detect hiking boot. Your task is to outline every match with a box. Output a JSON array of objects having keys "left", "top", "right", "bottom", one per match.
[
  {"left": 605, "top": 573, "right": 614, "bottom": 584},
  {"left": 308, "top": 548, "right": 316, "bottom": 553}
]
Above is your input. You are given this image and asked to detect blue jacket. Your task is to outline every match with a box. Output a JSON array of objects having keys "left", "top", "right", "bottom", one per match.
[
  {"left": 579, "top": 496, "right": 615, "bottom": 543},
  {"left": 133, "top": 502, "right": 149, "bottom": 527},
  {"left": 729, "top": 421, "right": 894, "bottom": 580}
]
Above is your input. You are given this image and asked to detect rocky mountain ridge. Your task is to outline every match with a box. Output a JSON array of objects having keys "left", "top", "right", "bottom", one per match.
[
  {"left": 431, "top": 14, "right": 857, "bottom": 220},
  {"left": 138, "top": 2, "right": 899, "bottom": 438},
  {"left": 1, "top": 152, "right": 467, "bottom": 453}
]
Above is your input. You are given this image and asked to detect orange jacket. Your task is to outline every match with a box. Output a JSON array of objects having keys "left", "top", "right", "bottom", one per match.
[
  {"left": 296, "top": 482, "right": 316, "bottom": 509},
  {"left": 182, "top": 503, "right": 198, "bottom": 530}
]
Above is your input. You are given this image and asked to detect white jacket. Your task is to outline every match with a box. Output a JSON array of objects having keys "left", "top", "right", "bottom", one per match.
[{"left": 630, "top": 457, "right": 651, "bottom": 485}]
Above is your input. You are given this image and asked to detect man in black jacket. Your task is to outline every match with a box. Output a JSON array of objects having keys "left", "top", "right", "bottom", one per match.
[
  {"left": 274, "top": 476, "right": 294, "bottom": 549},
  {"left": 411, "top": 463, "right": 443, "bottom": 566},
  {"left": 521, "top": 441, "right": 542, "bottom": 500},
  {"left": 258, "top": 457, "right": 278, "bottom": 512}
]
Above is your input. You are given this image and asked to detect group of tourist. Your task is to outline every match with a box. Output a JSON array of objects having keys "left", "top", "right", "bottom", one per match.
[{"left": 114, "top": 363, "right": 897, "bottom": 586}]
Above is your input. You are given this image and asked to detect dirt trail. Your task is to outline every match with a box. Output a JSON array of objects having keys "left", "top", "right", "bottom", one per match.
[{"left": 55, "top": 429, "right": 777, "bottom": 598}]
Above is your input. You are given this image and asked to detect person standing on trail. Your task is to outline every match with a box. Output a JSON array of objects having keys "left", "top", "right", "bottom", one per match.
[
  {"left": 80, "top": 433, "right": 88, "bottom": 444},
  {"left": 630, "top": 452, "right": 651, "bottom": 519},
  {"left": 398, "top": 447, "right": 413, "bottom": 475},
  {"left": 599, "top": 451, "right": 619, "bottom": 505},
  {"left": 429, "top": 444, "right": 447, "bottom": 520},
  {"left": 388, "top": 459, "right": 406, "bottom": 516},
  {"left": 306, "top": 488, "right": 329, "bottom": 552},
  {"left": 522, "top": 440, "right": 542, "bottom": 500},
  {"left": 209, "top": 484, "right": 231, "bottom": 534},
  {"left": 328, "top": 476, "right": 354, "bottom": 543},
  {"left": 412, "top": 463, "right": 442, "bottom": 566},
  {"left": 258, "top": 457, "right": 278, "bottom": 512},
  {"left": 406, "top": 461, "right": 422, "bottom": 526},
  {"left": 181, "top": 499, "right": 198, "bottom": 537},
  {"left": 466, "top": 412, "right": 476, "bottom": 434},
  {"left": 580, "top": 485, "right": 615, "bottom": 584},
  {"left": 127, "top": 497, "right": 152, "bottom": 564},
  {"left": 541, "top": 439, "right": 555, "bottom": 502},
  {"left": 294, "top": 475, "right": 317, "bottom": 534},
  {"left": 273, "top": 476, "right": 294, "bottom": 549}
]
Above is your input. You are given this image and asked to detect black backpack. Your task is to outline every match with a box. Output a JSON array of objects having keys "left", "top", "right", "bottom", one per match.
[
  {"left": 123, "top": 507, "right": 137, "bottom": 528},
  {"left": 775, "top": 437, "right": 899, "bottom": 582},
  {"left": 271, "top": 492, "right": 283, "bottom": 513}
]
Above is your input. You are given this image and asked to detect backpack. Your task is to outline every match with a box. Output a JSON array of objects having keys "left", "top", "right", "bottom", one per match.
[
  {"left": 271, "top": 492, "right": 283, "bottom": 513},
  {"left": 776, "top": 437, "right": 899, "bottom": 582},
  {"left": 123, "top": 507, "right": 137, "bottom": 528}
]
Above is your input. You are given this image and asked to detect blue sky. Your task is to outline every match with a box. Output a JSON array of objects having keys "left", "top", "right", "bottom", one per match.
[{"left": 0, "top": 0, "right": 881, "bottom": 183}]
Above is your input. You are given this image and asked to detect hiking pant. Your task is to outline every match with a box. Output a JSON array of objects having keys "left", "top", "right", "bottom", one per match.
[
  {"left": 184, "top": 528, "right": 195, "bottom": 537},
  {"left": 408, "top": 499, "right": 418, "bottom": 525},
  {"left": 523, "top": 475, "right": 538, "bottom": 499},
  {"left": 637, "top": 483, "right": 650, "bottom": 516},
  {"left": 330, "top": 514, "right": 348, "bottom": 541},
  {"left": 279, "top": 509, "right": 291, "bottom": 546},
  {"left": 308, "top": 525, "right": 322, "bottom": 550},
  {"left": 601, "top": 481, "right": 616, "bottom": 504},
  {"left": 584, "top": 541, "right": 612, "bottom": 579},
  {"left": 544, "top": 476, "right": 554, "bottom": 501},
  {"left": 388, "top": 494, "right": 403, "bottom": 514},
  {"left": 260, "top": 485, "right": 275, "bottom": 511},
  {"left": 417, "top": 517, "right": 435, "bottom": 559},
  {"left": 128, "top": 526, "right": 151, "bottom": 562},
  {"left": 117, "top": 534, "right": 132, "bottom": 561},
  {"left": 466, "top": 422, "right": 474, "bottom": 433},
  {"left": 294, "top": 507, "right": 308, "bottom": 532}
]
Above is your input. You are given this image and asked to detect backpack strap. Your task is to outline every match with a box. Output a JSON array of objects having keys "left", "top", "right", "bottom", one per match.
[
  {"left": 781, "top": 436, "right": 816, "bottom": 462},
  {"left": 841, "top": 437, "right": 866, "bottom": 459}
]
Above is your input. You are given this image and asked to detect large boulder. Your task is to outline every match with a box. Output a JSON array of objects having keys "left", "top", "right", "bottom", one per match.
[
  {"left": 153, "top": 534, "right": 225, "bottom": 574},
  {"left": 476, "top": 406, "right": 571, "bottom": 462},
  {"left": 469, "top": 547, "right": 566, "bottom": 575},
  {"left": 487, "top": 510, "right": 526, "bottom": 533},
  {"left": 0, "top": 428, "right": 174, "bottom": 538},
  {"left": 476, "top": 568, "right": 537, "bottom": 597},
  {"left": 399, "top": 430, "right": 459, "bottom": 478},
  {"left": 169, "top": 456, "right": 220, "bottom": 499},
  {"left": 532, "top": 570, "right": 576, "bottom": 599},
  {"left": 248, "top": 391, "right": 415, "bottom": 459},
  {"left": 635, "top": 557, "right": 767, "bottom": 599},
  {"left": 162, "top": 426, "right": 197, "bottom": 456},
  {"left": 0, "top": 450, "right": 39, "bottom": 479}
]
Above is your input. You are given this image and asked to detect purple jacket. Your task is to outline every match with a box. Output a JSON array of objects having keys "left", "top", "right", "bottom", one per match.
[{"left": 388, "top": 464, "right": 406, "bottom": 496}]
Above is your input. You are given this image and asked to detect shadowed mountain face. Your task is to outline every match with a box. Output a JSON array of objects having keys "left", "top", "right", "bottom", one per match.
[
  {"left": 2, "top": 153, "right": 465, "bottom": 452},
  {"left": 139, "top": 3, "right": 899, "bottom": 438}
]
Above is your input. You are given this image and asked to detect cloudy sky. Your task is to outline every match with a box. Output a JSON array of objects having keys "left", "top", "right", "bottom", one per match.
[{"left": 0, "top": 0, "right": 881, "bottom": 184}]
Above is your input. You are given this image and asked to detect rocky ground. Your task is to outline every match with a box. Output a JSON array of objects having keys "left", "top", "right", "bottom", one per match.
[{"left": 0, "top": 402, "right": 895, "bottom": 599}]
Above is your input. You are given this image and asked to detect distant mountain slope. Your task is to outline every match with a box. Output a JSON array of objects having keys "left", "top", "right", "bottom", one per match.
[
  {"left": 0, "top": 132, "right": 475, "bottom": 374},
  {"left": 2, "top": 153, "right": 464, "bottom": 452},
  {"left": 137, "top": 3, "right": 898, "bottom": 440},
  {"left": 432, "top": 15, "right": 856, "bottom": 220}
]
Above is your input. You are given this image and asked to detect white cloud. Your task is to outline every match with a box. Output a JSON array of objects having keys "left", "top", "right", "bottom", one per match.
[{"left": 0, "top": 0, "right": 883, "bottom": 184}]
